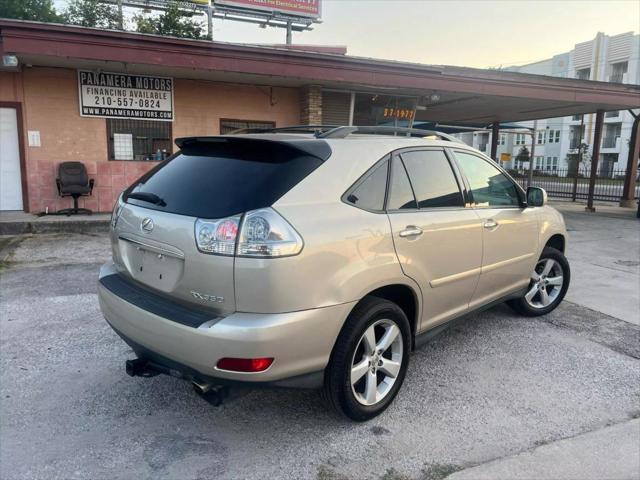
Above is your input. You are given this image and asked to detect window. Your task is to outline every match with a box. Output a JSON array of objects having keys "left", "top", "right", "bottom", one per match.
[
  {"left": 515, "top": 134, "right": 524, "bottom": 145},
  {"left": 609, "top": 62, "right": 628, "bottom": 83},
  {"left": 499, "top": 134, "right": 506, "bottom": 145},
  {"left": 537, "top": 131, "right": 545, "bottom": 144},
  {"left": 345, "top": 160, "right": 389, "bottom": 211},
  {"left": 536, "top": 156, "right": 544, "bottom": 169},
  {"left": 546, "top": 129, "right": 560, "bottom": 143},
  {"left": 125, "top": 139, "right": 325, "bottom": 219},
  {"left": 107, "top": 119, "right": 172, "bottom": 161},
  {"left": 454, "top": 151, "right": 520, "bottom": 207},
  {"left": 387, "top": 157, "right": 417, "bottom": 210},
  {"left": 575, "top": 68, "right": 591, "bottom": 80},
  {"left": 220, "top": 119, "right": 276, "bottom": 134},
  {"left": 400, "top": 150, "right": 464, "bottom": 208}
]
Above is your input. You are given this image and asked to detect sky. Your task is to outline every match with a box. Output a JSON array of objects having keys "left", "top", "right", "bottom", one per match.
[{"left": 53, "top": 0, "right": 639, "bottom": 69}]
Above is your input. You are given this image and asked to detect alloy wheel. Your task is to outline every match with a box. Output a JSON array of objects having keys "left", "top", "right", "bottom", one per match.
[
  {"left": 524, "top": 258, "right": 564, "bottom": 309},
  {"left": 350, "top": 319, "right": 404, "bottom": 406}
]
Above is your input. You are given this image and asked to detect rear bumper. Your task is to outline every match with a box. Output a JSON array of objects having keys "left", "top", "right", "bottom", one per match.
[{"left": 98, "top": 262, "right": 354, "bottom": 388}]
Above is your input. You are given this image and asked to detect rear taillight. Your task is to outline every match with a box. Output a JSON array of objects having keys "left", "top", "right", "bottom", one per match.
[
  {"left": 111, "top": 193, "right": 124, "bottom": 229},
  {"left": 195, "top": 216, "right": 241, "bottom": 255},
  {"left": 195, "top": 208, "right": 303, "bottom": 258},
  {"left": 216, "top": 357, "right": 274, "bottom": 372}
]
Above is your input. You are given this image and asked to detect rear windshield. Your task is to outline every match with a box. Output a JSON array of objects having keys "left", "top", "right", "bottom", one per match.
[{"left": 124, "top": 139, "right": 326, "bottom": 219}]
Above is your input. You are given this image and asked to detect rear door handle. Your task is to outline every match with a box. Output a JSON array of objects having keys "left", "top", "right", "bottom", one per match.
[
  {"left": 483, "top": 219, "right": 499, "bottom": 230},
  {"left": 399, "top": 226, "right": 423, "bottom": 238}
]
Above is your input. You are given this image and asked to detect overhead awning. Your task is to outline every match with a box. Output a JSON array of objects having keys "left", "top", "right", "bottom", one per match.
[{"left": 1, "top": 19, "right": 639, "bottom": 124}]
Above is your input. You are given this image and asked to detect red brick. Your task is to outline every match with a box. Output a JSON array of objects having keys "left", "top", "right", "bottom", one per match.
[
  {"left": 97, "top": 162, "right": 111, "bottom": 176},
  {"left": 84, "top": 161, "right": 98, "bottom": 175},
  {"left": 99, "top": 196, "right": 114, "bottom": 212},
  {"left": 111, "top": 175, "right": 128, "bottom": 190},
  {"left": 95, "top": 174, "right": 112, "bottom": 187},
  {"left": 110, "top": 162, "right": 125, "bottom": 175}
]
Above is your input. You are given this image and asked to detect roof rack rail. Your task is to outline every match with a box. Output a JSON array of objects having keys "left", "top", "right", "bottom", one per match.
[
  {"left": 230, "top": 125, "right": 339, "bottom": 135},
  {"left": 317, "top": 126, "right": 464, "bottom": 142}
]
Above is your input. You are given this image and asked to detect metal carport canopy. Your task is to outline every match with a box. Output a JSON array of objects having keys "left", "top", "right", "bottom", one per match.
[{"left": 1, "top": 19, "right": 639, "bottom": 123}]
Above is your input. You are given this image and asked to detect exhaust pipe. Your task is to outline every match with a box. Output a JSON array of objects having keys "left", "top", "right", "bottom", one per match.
[{"left": 192, "top": 381, "right": 229, "bottom": 406}]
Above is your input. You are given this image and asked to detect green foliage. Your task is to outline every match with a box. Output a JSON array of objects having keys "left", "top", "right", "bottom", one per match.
[
  {"left": 134, "top": 2, "right": 204, "bottom": 39},
  {"left": 63, "top": 0, "right": 122, "bottom": 29},
  {"left": 515, "top": 146, "right": 530, "bottom": 163},
  {"left": 0, "top": 0, "right": 60, "bottom": 22}
]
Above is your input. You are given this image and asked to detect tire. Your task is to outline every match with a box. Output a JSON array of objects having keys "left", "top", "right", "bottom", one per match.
[
  {"left": 321, "top": 296, "right": 411, "bottom": 421},
  {"left": 507, "top": 246, "right": 570, "bottom": 317}
]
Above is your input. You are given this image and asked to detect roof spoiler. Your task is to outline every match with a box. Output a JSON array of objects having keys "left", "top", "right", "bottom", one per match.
[{"left": 174, "top": 136, "right": 332, "bottom": 161}]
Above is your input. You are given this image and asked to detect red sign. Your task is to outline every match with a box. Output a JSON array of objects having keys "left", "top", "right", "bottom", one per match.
[{"left": 215, "top": 0, "right": 321, "bottom": 19}]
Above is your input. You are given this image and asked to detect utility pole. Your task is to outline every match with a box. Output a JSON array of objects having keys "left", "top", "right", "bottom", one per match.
[
  {"left": 285, "top": 20, "right": 292, "bottom": 45},
  {"left": 207, "top": 4, "right": 213, "bottom": 40},
  {"left": 527, "top": 120, "right": 538, "bottom": 188},
  {"left": 571, "top": 115, "right": 585, "bottom": 201},
  {"left": 117, "top": 0, "right": 123, "bottom": 30}
]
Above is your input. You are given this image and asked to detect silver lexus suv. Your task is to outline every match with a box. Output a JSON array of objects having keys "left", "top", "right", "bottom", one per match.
[{"left": 99, "top": 126, "right": 570, "bottom": 421}]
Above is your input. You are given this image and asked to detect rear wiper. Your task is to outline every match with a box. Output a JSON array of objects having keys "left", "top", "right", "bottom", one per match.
[{"left": 126, "top": 191, "right": 166, "bottom": 207}]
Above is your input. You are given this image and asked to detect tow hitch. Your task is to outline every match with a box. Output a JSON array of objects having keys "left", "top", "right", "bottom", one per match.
[{"left": 125, "top": 358, "right": 237, "bottom": 406}]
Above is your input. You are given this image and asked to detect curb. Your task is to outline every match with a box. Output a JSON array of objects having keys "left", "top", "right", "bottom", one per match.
[{"left": 0, "top": 220, "right": 110, "bottom": 236}]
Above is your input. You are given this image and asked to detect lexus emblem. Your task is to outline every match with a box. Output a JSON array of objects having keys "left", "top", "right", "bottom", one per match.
[{"left": 141, "top": 217, "right": 154, "bottom": 233}]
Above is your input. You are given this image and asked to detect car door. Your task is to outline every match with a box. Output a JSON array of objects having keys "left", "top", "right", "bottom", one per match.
[
  {"left": 450, "top": 149, "right": 539, "bottom": 309},
  {"left": 386, "top": 148, "right": 483, "bottom": 330}
]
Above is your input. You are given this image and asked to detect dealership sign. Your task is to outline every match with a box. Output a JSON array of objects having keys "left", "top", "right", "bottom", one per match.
[
  {"left": 78, "top": 71, "right": 174, "bottom": 121},
  {"left": 215, "top": 0, "right": 321, "bottom": 19}
]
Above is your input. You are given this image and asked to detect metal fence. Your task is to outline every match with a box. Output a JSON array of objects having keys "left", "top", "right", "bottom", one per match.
[{"left": 507, "top": 168, "right": 639, "bottom": 202}]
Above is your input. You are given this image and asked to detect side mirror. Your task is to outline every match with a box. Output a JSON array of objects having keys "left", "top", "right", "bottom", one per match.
[{"left": 527, "top": 186, "right": 547, "bottom": 207}]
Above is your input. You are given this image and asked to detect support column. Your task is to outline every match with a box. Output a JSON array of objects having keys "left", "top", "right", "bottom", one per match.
[
  {"left": 620, "top": 112, "right": 640, "bottom": 208},
  {"left": 490, "top": 122, "right": 499, "bottom": 161},
  {"left": 300, "top": 85, "right": 322, "bottom": 125},
  {"left": 586, "top": 110, "right": 605, "bottom": 212}
]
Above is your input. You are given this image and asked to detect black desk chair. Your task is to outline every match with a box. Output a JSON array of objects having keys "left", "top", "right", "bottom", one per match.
[{"left": 56, "top": 162, "right": 95, "bottom": 215}]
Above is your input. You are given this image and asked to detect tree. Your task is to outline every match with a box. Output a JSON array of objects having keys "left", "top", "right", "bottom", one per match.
[
  {"left": 63, "top": 0, "right": 122, "bottom": 29},
  {"left": 0, "top": 0, "right": 60, "bottom": 22},
  {"left": 135, "top": 2, "right": 204, "bottom": 39},
  {"left": 515, "top": 146, "right": 530, "bottom": 169}
]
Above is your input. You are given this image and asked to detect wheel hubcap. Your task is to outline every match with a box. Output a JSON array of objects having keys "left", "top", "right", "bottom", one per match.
[
  {"left": 350, "top": 319, "right": 403, "bottom": 406},
  {"left": 525, "top": 258, "right": 564, "bottom": 309}
]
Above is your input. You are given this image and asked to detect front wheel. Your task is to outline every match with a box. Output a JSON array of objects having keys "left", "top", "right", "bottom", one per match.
[
  {"left": 508, "top": 246, "right": 570, "bottom": 316},
  {"left": 322, "top": 296, "right": 411, "bottom": 421}
]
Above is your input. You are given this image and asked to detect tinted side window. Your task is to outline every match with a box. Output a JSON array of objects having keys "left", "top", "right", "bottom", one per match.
[
  {"left": 346, "top": 160, "right": 389, "bottom": 211},
  {"left": 400, "top": 150, "right": 464, "bottom": 208},
  {"left": 453, "top": 151, "right": 520, "bottom": 207},
  {"left": 387, "top": 157, "right": 417, "bottom": 210}
]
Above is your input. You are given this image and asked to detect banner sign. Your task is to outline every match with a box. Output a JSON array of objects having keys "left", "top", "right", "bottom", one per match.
[
  {"left": 78, "top": 71, "right": 174, "bottom": 121},
  {"left": 215, "top": 0, "right": 321, "bottom": 19}
]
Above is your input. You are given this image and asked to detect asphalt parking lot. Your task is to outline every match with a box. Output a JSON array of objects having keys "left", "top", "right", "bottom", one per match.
[{"left": 1, "top": 209, "right": 639, "bottom": 480}]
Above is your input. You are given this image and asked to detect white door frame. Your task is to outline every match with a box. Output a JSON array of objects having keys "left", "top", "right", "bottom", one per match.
[{"left": 0, "top": 102, "right": 26, "bottom": 212}]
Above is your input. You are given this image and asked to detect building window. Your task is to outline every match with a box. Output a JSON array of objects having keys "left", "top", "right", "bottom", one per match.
[
  {"left": 107, "top": 119, "right": 172, "bottom": 161},
  {"left": 499, "top": 134, "right": 506, "bottom": 145},
  {"left": 220, "top": 119, "right": 276, "bottom": 134},
  {"left": 547, "top": 129, "right": 560, "bottom": 143},
  {"left": 575, "top": 68, "right": 590, "bottom": 80},
  {"left": 515, "top": 133, "right": 526, "bottom": 145},
  {"left": 609, "top": 62, "right": 628, "bottom": 83},
  {"left": 536, "top": 131, "right": 545, "bottom": 144}
]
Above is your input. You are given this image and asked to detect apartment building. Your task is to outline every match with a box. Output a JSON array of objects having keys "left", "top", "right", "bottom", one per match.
[{"left": 463, "top": 31, "right": 639, "bottom": 177}]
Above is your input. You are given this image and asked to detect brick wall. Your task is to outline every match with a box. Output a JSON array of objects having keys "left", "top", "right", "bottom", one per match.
[
  {"left": 0, "top": 68, "right": 301, "bottom": 213},
  {"left": 300, "top": 85, "right": 322, "bottom": 125}
]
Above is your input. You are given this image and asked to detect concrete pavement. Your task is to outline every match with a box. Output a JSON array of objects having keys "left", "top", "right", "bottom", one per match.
[
  {"left": 0, "top": 205, "right": 639, "bottom": 480},
  {"left": 448, "top": 419, "right": 640, "bottom": 480},
  {"left": 551, "top": 201, "right": 640, "bottom": 326}
]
